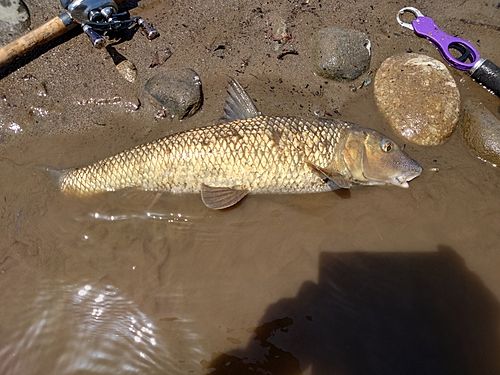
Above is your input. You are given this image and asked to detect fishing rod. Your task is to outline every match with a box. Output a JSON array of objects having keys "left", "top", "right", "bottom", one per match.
[{"left": 0, "top": 0, "right": 159, "bottom": 69}]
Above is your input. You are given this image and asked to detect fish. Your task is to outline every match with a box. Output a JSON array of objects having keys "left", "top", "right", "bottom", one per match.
[{"left": 56, "top": 78, "right": 422, "bottom": 209}]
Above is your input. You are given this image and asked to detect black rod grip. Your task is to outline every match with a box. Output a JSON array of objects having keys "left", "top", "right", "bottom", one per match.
[{"left": 470, "top": 59, "right": 500, "bottom": 97}]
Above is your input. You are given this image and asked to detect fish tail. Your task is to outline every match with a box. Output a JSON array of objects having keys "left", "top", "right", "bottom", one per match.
[{"left": 38, "top": 165, "right": 68, "bottom": 187}]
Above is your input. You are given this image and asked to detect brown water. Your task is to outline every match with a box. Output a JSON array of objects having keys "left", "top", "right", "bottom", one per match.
[{"left": 1, "top": 0, "right": 500, "bottom": 374}]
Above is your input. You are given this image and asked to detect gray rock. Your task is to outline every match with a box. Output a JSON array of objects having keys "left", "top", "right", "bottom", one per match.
[
  {"left": 143, "top": 68, "right": 203, "bottom": 119},
  {"left": 461, "top": 99, "right": 500, "bottom": 167},
  {"left": 374, "top": 53, "right": 460, "bottom": 146},
  {"left": 315, "top": 27, "right": 371, "bottom": 80},
  {"left": 0, "top": 0, "right": 30, "bottom": 46}
]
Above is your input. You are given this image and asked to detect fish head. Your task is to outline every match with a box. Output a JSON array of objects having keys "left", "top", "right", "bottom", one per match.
[{"left": 342, "top": 128, "right": 422, "bottom": 188}]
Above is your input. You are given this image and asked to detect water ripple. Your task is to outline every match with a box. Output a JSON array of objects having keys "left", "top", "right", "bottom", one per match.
[
  {"left": 89, "top": 210, "right": 191, "bottom": 223},
  {"left": 0, "top": 280, "right": 183, "bottom": 375}
]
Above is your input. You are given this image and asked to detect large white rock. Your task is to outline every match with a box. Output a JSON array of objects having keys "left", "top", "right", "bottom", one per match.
[{"left": 374, "top": 53, "right": 460, "bottom": 146}]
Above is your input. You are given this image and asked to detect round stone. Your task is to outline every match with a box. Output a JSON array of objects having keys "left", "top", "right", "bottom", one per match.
[
  {"left": 461, "top": 99, "right": 500, "bottom": 167},
  {"left": 315, "top": 27, "right": 371, "bottom": 81},
  {"left": 143, "top": 68, "right": 203, "bottom": 119},
  {"left": 374, "top": 53, "right": 460, "bottom": 146}
]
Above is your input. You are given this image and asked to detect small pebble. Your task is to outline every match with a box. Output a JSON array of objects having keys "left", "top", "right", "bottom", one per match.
[
  {"left": 115, "top": 60, "right": 137, "bottom": 83},
  {"left": 106, "top": 46, "right": 137, "bottom": 83}
]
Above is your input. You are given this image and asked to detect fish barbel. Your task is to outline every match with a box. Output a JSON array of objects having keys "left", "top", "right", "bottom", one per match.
[{"left": 58, "top": 79, "right": 422, "bottom": 209}]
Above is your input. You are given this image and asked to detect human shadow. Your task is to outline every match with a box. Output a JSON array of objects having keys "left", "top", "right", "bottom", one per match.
[{"left": 208, "top": 246, "right": 500, "bottom": 375}]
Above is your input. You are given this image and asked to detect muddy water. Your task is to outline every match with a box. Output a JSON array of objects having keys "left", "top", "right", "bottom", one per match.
[
  {"left": 1, "top": 84, "right": 500, "bottom": 374},
  {"left": 1, "top": 0, "right": 500, "bottom": 374}
]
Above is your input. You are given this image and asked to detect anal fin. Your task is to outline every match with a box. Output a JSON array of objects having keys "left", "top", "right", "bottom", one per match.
[{"left": 201, "top": 184, "right": 249, "bottom": 209}]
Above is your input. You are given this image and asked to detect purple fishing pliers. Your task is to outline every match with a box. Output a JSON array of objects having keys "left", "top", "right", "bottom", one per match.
[{"left": 397, "top": 7, "right": 500, "bottom": 97}]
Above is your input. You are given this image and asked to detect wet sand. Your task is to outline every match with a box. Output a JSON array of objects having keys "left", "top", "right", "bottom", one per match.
[{"left": 1, "top": 0, "right": 500, "bottom": 374}]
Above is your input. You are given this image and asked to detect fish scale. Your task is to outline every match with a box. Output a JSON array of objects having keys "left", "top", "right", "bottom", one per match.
[{"left": 59, "top": 116, "right": 352, "bottom": 196}]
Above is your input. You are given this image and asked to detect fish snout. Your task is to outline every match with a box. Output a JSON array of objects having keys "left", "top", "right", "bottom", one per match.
[
  {"left": 407, "top": 159, "right": 423, "bottom": 179},
  {"left": 395, "top": 159, "right": 422, "bottom": 188}
]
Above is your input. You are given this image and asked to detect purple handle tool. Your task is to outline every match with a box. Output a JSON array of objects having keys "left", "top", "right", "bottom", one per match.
[{"left": 397, "top": 7, "right": 480, "bottom": 71}]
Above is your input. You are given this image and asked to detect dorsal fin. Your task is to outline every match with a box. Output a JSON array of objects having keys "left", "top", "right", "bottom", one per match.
[{"left": 222, "top": 78, "right": 261, "bottom": 121}]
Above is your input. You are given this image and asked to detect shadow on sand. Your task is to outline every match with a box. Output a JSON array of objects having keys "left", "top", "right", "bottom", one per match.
[{"left": 208, "top": 246, "right": 500, "bottom": 375}]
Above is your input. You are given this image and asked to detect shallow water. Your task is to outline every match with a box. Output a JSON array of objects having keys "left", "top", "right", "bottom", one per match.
[
  {"left": 1, "top": 0, "right": 500, "bottom": 373},
  {"left": 1, "top": 84, "right": 500, "bottom": 374}
]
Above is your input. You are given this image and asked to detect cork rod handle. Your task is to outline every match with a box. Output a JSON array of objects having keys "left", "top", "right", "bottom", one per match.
[{"left": 0, "top": 16, "right": 75, "bottom": 69}]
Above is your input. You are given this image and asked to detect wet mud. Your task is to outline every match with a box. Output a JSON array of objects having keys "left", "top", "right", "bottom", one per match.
[{"left": 1, "top": 0, "right": 500, "bottom": 374}]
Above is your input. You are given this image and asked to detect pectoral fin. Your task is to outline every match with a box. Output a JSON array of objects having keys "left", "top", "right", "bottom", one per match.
[
  {"left": 306, "top": 162, "right": 352, "bottom": 189},
  {"left": 201, "top": 184, "right": 249, "bottom": 209}
]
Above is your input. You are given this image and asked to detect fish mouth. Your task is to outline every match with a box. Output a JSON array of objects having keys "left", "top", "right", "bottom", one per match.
[
  {"left": 361, "top": 165, "right": 422, "bottom": 188},
  {"left": 392, "top": 166, "right": 422, "bottom": 188},
  {"left": 394, "top": 178, "right": 410, "bottom": 188}
]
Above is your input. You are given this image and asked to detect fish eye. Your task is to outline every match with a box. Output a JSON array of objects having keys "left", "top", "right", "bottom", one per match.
[{"left": 380, "top": 139, "right": 393, "bottom": 153}]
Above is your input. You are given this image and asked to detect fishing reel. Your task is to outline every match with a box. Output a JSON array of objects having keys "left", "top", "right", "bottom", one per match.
[{"left": 60, "top": 0, "right": 159, "bottom": 48}]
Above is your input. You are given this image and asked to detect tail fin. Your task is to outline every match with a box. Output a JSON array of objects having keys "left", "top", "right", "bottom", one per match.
[{"left": 36, "top": 165, "right": 67, "bottom": 187}]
